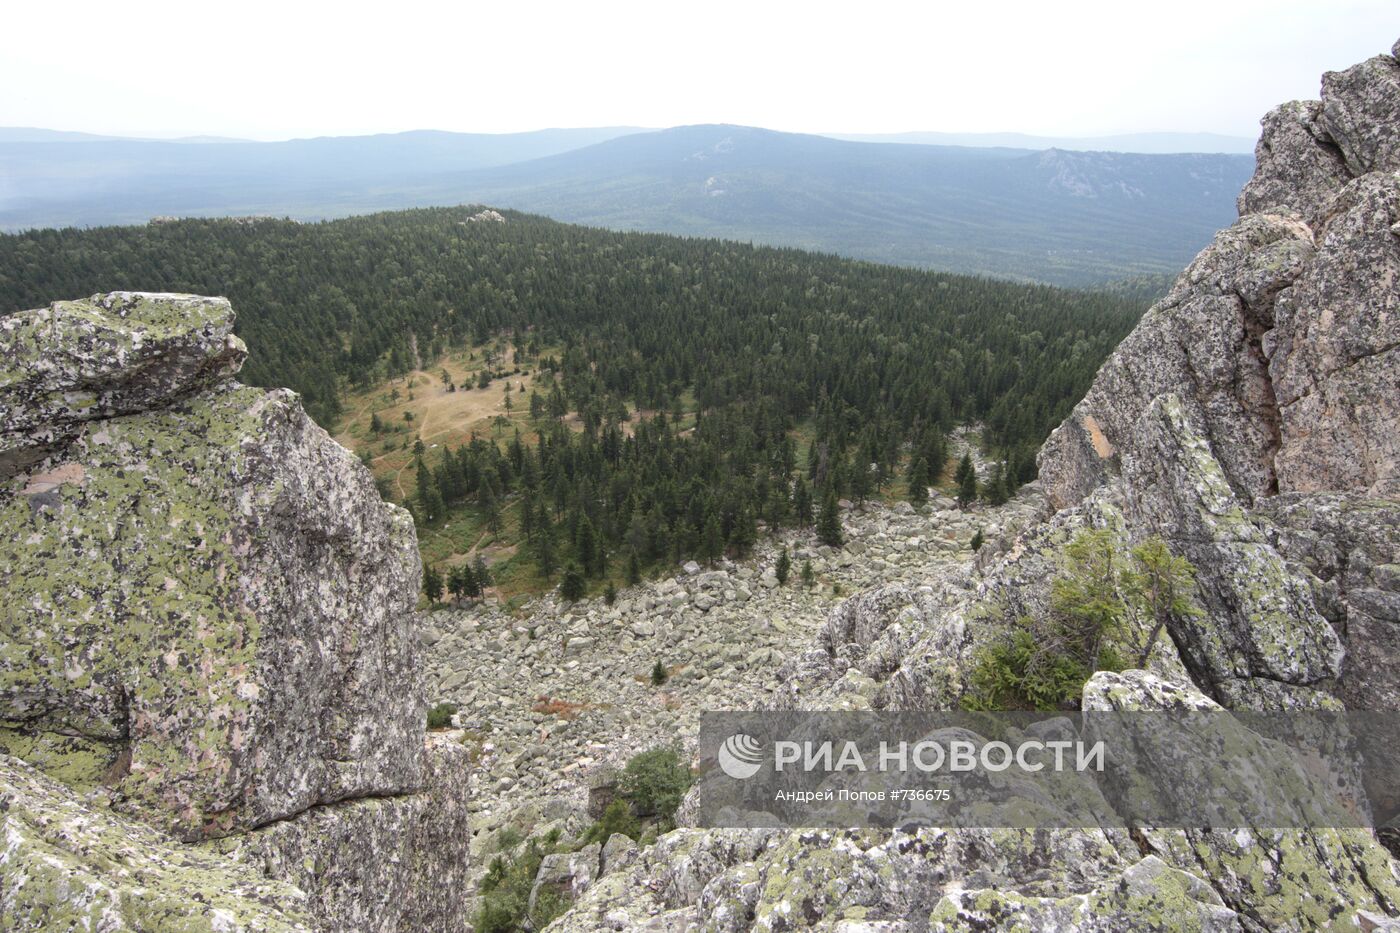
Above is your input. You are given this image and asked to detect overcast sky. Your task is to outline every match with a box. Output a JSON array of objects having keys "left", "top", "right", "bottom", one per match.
[{"left": 5, "top": 0, "right": 1395, "bottom": 141}]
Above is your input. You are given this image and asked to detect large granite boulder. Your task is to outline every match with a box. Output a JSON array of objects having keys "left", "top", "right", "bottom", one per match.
[
  {"left": 0, "top": 293, "right": 247, "bottom": 478},
  {"left": 1, "top": 293, "right": 423, "bottom": 841},
  {"left": 0, "top": 293, "right": 472, "bottom": 930}
]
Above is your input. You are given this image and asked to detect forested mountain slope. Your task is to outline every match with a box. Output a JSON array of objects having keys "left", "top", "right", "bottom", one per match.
[
  {"left": 0, "top": 208, "right": 1142, "bottom": 593},
  {"left": 0, "top": 207, "right": 1140, "bottom": 437}
]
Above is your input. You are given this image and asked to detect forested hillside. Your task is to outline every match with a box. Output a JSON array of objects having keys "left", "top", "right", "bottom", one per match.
[{"left": 0, "top": 207, "right": 1142, "bottom": 596}]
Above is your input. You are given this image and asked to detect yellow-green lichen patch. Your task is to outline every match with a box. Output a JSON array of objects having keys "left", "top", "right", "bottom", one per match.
[
  {"left": 0, "top": 726, "right": 121, "bottom": 791},
  {"left": 0, "top": 385, "right": 269, "bottom": 839}
]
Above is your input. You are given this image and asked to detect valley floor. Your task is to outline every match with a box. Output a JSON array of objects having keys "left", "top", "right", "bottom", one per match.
[{"left": 422, "top": 488, "right": 1048, "bottom": 904}]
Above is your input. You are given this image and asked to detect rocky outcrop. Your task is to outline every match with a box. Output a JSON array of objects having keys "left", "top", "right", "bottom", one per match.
[
  {"left": 1119, "top": 394, "right": 1343, "bottom": 705},
  {"left": 0, "top": 753, "right": 311, "bottom": 932},
  {"left": 0, "top": 292, "right": 247, "bottom": 478},
  {"left": 213, "top": 737, "right": 475, "bottom": 933},
  {"left": 1034, "top": 39, "right": 1400, "bottom": 713},
  {"left": 1041, "top": 44, "right": 1400, "bottom": 510},
  {"left": 554, "top": 673, "right": 1400, "bottom": 931},
  {"left": 0, "top": 294, "right": 471, "bottom": 930}
]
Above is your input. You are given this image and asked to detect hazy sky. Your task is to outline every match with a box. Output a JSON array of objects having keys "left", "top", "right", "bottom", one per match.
[{"left": 5, "top": 0, "right": 1395, "bottom": 140}]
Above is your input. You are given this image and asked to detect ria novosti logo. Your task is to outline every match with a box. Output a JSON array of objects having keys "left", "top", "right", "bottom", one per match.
[{"left": 717, "top": 733, "right": 764, "bottom": 779}]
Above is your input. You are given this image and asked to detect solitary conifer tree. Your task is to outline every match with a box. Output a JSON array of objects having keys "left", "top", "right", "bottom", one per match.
[
  {"left": 817, "top": 487, "right": 843, "bottom": 547},
  {"left": 958, "top": 466, "right": 978, "bottom": 506},
  {"left": 423, "top": 565, "right": 443, "bottom": 603},
  {"left": 560, "top": 562, "right": 586, "bottom": 602},
  {"left": 907, "top": 457, "right": 930, "bottom": 507}
]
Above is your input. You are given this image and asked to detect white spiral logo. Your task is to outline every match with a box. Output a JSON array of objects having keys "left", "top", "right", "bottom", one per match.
[{"left": 717, "top": 733, "right": 764, "bottom": 779}]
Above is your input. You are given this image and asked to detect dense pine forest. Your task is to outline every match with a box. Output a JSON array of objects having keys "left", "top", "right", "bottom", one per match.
[{"left": 0, "top": 207, "right": 1143, "bottom": 597}]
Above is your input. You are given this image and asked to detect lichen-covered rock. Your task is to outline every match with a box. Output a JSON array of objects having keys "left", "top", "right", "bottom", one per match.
[
  {"left": 0, "top": 293, "right": 473, "bottom": 931},
  {"left": 1043, "top": 40, "right": 1400, "bottom": 512},
  {"left": 1255, "top": 493, "right": 1400, "bottom": 713},
  {"left": 1118, "top": 394, "right": 1343, "bottom": 700},
  {"left": 0, "top": 293, "right": 246, "bottom": 478},
  {"left": 1, "top": 377, "right": 423, "bottom": 840},
  {"left": 928, "top": 855, "right": 1241, "bottom": 932},
  {"left": 1037, "top": 212, "right": 1313, "bottom": 509},
  {"left": 213, "top": 737, "right": 474, "bottom": 933},
  {"left": 1083, "top": 672, "right": 1400, "bottom": 930},
  {"left": 1237, "top": 100, "right": 1350, "bottom": 223},
  {"left": 0, "top": 753, "right": 311, "bottom": 932},
  {"left": 1320, "top": 49, "right": 1400, "bottom": 176},
  {"left": 1269, "top": 172, "right": 1400, "bottom": 496}
]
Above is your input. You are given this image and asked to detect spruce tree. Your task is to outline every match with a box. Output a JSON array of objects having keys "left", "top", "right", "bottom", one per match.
[
  {"left": 447, "top": 565, "right": 469, "bottom": 602},
  {"left": 794, "top": 478, "right": 814, "bottom": 527},
  {"left": 817, "top": 487, "right": 843, "bottom": 547},
  {"left": 418, "top": 475, "right": 445, "bottom": 525},
  {"left": 575, "top": 514, "right": 599, "bottom": 576},
  {"left": 560, "top": 562, "right": 586, "bottom": 602},
  {"left": 775, "top": 546, "right": 791, "bottom": 585},
  {"left": 536, "top": 515, "right": 557, "bottom": 577},
  {"left": 627, "top": 549, "right": 642, "bottom": 586},
  {"left": 850, "top": 453, "right": 874, "bottom": 505},
  {"left": 985, "top": 462, "right": 1010, "bottom": 506},
  {"left": 958, "top": 465, "right": 978, "bottom": 506},
  {"left": 729, "top": 507, "right": 757, "bottom": 557},
  {"left": 700, "top": 511, "right": 724, "bottom": 566},
  {"left": 907, "top": 457, "right": 930, "bottom": 507},
  {"left": 480, "top": 481, "right": 501, "bottom": 532},
  {"left": 801, "top": 559, "right": 816, "bottom": 589},
  {"left": 423, "top": 566, "right": 443, "bottom": 603},
  {"left": 954, "top": 452, "right": 974, "bottom": 487}
]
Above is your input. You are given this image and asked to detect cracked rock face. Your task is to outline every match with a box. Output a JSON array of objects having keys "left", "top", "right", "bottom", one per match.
[
  {"left": 1033, "top": 39, "right": 1400, "bottom": 713},
  {"left": 0, "top": 293, "right": 471, "bottom": 930},
  {"left": 1041, "top": 43, "right": 1400, "bottom": 509}
]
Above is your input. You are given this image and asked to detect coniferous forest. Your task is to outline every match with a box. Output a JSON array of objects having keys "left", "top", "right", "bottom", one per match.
[{"left": 0, "top": 206, "right": 1143, "bottom": 596}]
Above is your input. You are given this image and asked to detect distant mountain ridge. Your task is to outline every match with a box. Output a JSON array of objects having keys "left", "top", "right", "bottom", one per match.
[
  {"left": 0, "top": 123, "right": 1252, "bottom": 284},
  {"left": 428, "top": 125, "right": 1252, "bottom": 284},
  {"left": 827, "top": 130, "right": 1257, "bottom": 154}
]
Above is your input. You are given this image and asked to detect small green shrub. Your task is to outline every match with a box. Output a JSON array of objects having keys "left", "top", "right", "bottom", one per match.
[
  {"left": 426, "top": 702, "right": 458, "bottom": 730},
  {"left": 582, "top": 798, "right": 642, "bottom": 844},
  {"left": 621, "top": 746, "right": 692, "bottom": 822},
  {"left": 962, "top": 625, "right": 1089, "bottom": 711},
  {"left": 476, "top": 831, "right": 565, "bottom": 933},
  {"left": 530, "top": 887, "right": 572, "bottom": 930},
  {"left": 650, "top": 660, "right": 669, "bottom": 686},
  {"left": 495, "top": 825, "right": 523, "bottom": 852}
]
